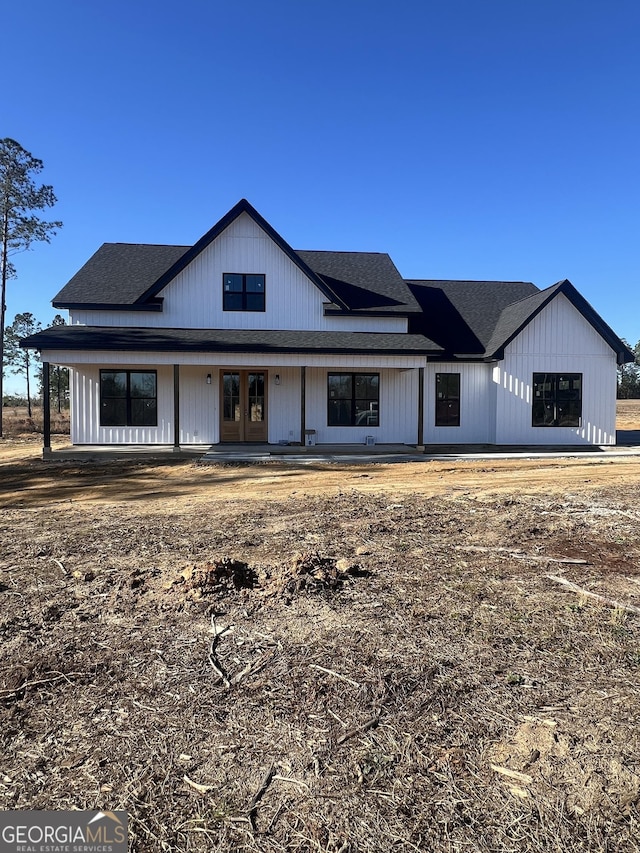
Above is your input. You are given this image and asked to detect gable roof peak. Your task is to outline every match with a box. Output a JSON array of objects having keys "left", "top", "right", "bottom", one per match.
[{"left": 133, "top": 199, "right": 351, "bottom": 310}]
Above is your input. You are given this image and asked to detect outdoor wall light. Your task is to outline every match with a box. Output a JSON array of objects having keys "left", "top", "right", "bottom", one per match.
[
  {"left": 274, "top": 374, "right": 281, "bottom": 385},
  {"left": 206, "top": 373, "right": 212, "bottom": 385}
]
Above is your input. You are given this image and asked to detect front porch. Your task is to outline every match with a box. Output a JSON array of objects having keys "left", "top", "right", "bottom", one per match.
[
  {"left": 39, "top": 359, "right": 426, "bottom": 453},
  {"left": 41, "top": 441, "right": 420, "bottom": 461}
]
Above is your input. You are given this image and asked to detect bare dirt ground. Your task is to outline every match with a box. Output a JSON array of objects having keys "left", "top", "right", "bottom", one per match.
[{"left": 1, "top": 405, "right": 639, "bottom": 851}]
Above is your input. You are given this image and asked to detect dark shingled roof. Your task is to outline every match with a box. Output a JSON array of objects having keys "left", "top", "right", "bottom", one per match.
[
  {"left": 51, "top": 200, "right": 419, "bottom": 315},
  {"left": 53, "top": 243, "right": 190, "bottom": 307},
  {"left": 484, "top": 279, "right": 635, "bottom": 362},
  {"left": 407, "top": 278, "right": 634, "bottom": 364},
  {"left": 296, "top": 251, "right": 421, "bottom": 314},
  {"left": 21, "top": 326, "right": 443, "bottom": 356},
  {"left": 407, "top": 279, "right": 538, "bottom": 355},
  {"left": 53, "top": 244, "right": 420, "bottom": 315},
  {"left": 45, "top": 200, "right": 633, "bottom": 365}
]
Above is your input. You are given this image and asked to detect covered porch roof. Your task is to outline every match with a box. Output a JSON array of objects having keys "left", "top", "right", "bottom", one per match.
[{"left": 21, "top": 325, "right": 441, "bottom": 357}]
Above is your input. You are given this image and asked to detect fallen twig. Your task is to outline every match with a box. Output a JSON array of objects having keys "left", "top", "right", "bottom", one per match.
[
  {"left": 547, "top": 574, "right": 640, "bottom": 616},
  {"left": 455, "top": 545, "right": 588, "bottom": 564},
  {"left": 248, "top": 763, "right": 275, "bottom": 831},
  {"left": 208, "top": 615, "right": 231, "bottom": 688},
  {"left": 0, "top": 672, "right": 84, "bottom": 701},
  {"left": 310, "top": 664, "right": 360, "bottom": 688},
  {"left": 490, "top": 764, "right": 533, "bottom": 784},
  {"left": 183, "top": 775, "right": 214, "bottom": 794},
  {"left": 337, "top": 714, "right": 381, "bottom": 745},
  {"left": 51, "top": 557, "right": 69, "bottom": 576}
]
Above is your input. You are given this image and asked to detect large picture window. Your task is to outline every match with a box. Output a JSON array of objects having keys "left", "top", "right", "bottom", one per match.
[
  {"left": 328, "top": 373, "right": 379, "bottom": 427},
  {"left": 100, "top": 370, "right": 157, "bottom": 427},
  {"left": 532, "top": 373, "right": 582, "bottom": 427},
  {"left": 435, "top": 373, "right": 460, "bottom": 426},
  {"left": 223, "top": 273, "right": 265, "bottom": 311}
]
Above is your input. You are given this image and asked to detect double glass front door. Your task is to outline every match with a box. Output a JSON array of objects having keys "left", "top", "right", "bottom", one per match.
[{"left": 220, "top": 371, "right": 267, "bottom": 442}]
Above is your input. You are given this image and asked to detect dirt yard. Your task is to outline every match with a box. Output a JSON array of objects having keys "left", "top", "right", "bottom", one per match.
[{"left": 1, "top": 406, "right": 639, "bottom": 852}]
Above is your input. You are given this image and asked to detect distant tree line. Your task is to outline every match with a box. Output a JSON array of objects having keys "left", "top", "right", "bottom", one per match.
[
  {"left": 2, "top": 311, "right": 69, "bottom": 414},
  {"left": 617, "top": 340, "right": 640, "bottom": 399}
]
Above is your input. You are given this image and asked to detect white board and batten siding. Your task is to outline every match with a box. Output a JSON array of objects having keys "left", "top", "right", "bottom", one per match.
[
  {"left": 68, "top": 212, "right": 407, "bottom": 335},
  {"left": 67, "top": 361, "right": 422, "bottom": 445},
  {"left": 423, "top": 363, "right": 494, "bottom": 444},
  {"left": 494, "top": 293, "right": 617, "bottom": 445},
  {"left": 71, "top": 365, "right": 175, "bottom": 445},
  {"left": 305, "top": 367, "right": 419, "bottom": 445}
]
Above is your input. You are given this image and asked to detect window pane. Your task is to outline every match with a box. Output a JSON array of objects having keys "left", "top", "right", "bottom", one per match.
[
  {"left": 557, "top": 375, "right": 581, "bottom": 400},
  {"left": 245, "top": 292, "right": 265, "bottom": 311},
  {"left": 100, "top": 370, "right": 156, "bottom": 427},
  {"left": 436, "top": 373, "right": 460, "bottom": 400},
  {"left": 533, "top": 374, "right": 554, "bottom": 400},
  {"left": 223, "top": 373, "right": 240, "bottom": 395},
  {"left": 224, "top": 274, "right": 243, "bottom": 292},
  {"left": 328, "top": 374, "right": 352, "bottom": 399},
  {"left": 532, "top": 373, "right": 581, "bottom": 426},
  {"left": 101, "top": 371, "right": 127, "bottom": 397},
  {"left": 248, "top": 373, "right": 264, "bottom": 397},
  {"left": 223, "top": 397, "right": 241, "bottom": 421},
  {"left": 355, "top": 374, "right": 379, "bottom": 399},
  {"left": 355, "top": 403, "right": 379, "bottom": 426},
  {"left": 328, "top": 399, "right": 353, "bottom": 426},
  {"left": 248, "top": 373, "right": 265, "bottom": 422},
  {"left": 436, "top": 400, "right": 460, "bottom": 427},
  {"left": 101, "top": 398, "right": 127, "bottom": 426},
  {"left": 130, "top": 372, "right": 156, "bottom": 398},
  {"left": 557, "top": 401, "right": 581, "bottom": 426},
  {"left": 246, "top": 274, "right": 265, "bottom": 292},
  {"left": 131, "top": 398, "right": 157, "bottom": 427},
  {"left": 223, "top": 292, "right": 243, "bottom": 311},
  {"left": 223, "top": 373, "right": 240, "bottom": 421},
  {"left": 532, "top": 400, "right": 554, "bottom": 426},
  {"left": 435, "top": 374, "right": 460, "bottom": 425}
]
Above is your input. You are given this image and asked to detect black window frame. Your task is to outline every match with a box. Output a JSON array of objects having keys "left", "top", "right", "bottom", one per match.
[
  {"left": 435, "top": 372, "right": 460, "bottom": 427},
  {"left": 532, "top": 372, "right": 582, "bottom": 427},
  {"left": 327, "top": 372, "right": 380, "bottom": 427},
  {"left": 222, "top": 273, "right": 266, "bottom": 312},
  {"left": 99, "top": 369, "right": 158, "bottom": 428}
]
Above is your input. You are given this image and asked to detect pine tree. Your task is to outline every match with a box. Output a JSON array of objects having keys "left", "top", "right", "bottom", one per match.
[
  {"left": 0, "top": 139, "right": 61, "bottom": 434},
  {"left": 4, "top": 312, "right": 41, "bottom": 416}
]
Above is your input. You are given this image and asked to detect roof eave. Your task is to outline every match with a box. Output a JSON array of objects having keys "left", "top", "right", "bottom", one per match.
[
  {"left": 323, "top": 307, "right": 418, "bottom": 318},
  {"left": 52, "top": 298, "right": 164, "bottom": 312}
]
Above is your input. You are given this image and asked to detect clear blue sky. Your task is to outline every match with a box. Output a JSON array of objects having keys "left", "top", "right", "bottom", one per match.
[{"left": 4, "top": 0, "right": 640, "bottom": 392}]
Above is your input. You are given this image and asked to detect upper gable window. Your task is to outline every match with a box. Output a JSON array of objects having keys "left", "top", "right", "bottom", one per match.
[{"left": 223, "top": 273, "right": 265, "bottom": 312}]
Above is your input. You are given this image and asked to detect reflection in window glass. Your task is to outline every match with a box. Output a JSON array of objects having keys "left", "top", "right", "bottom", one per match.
[
  {"left": 328, "top": 373, "right": 379, "bottom": 426},
  {"left": 100, "top": 370, "right": 157, "bottom": 427}
]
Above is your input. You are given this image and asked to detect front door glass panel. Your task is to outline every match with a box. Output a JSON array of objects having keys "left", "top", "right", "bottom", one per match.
[
  {"left": 248, "top": 373, "right": 265, "bottom": 422},
  {"left": 223, "top": 373, "right": 240, "bottom": 421}
]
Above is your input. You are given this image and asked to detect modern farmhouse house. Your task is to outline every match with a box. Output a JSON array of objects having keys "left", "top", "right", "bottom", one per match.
[{"left": 21, "top": 199, "right": 633, "bottom": 453}]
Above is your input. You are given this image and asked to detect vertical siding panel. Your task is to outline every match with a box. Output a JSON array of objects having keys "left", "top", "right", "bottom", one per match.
[
  {"left": 268, "top": 367, "right": 301, "bottom": 443},
  {"left": 495, "top": 294, "right": 616, "bottom": 445},
  {"left": 423, "top": 363, "right": 492, "bottom": 443},
  {"left": 304, "top": 368, "right": 418, "bottom": 444}
]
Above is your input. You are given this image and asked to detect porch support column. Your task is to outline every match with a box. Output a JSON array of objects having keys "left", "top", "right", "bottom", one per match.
[
  {"left": 300, "top": 366, "right": 306, "bottom": 445},
  {"left": 173, "top": 364, "right": 180, "bottom": 451},
  {"left": 417, "top": 366, "right": 424, "bottom": 448},
  {"left": 42, "top": 361, "right": 51, "bottom": 459}
]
